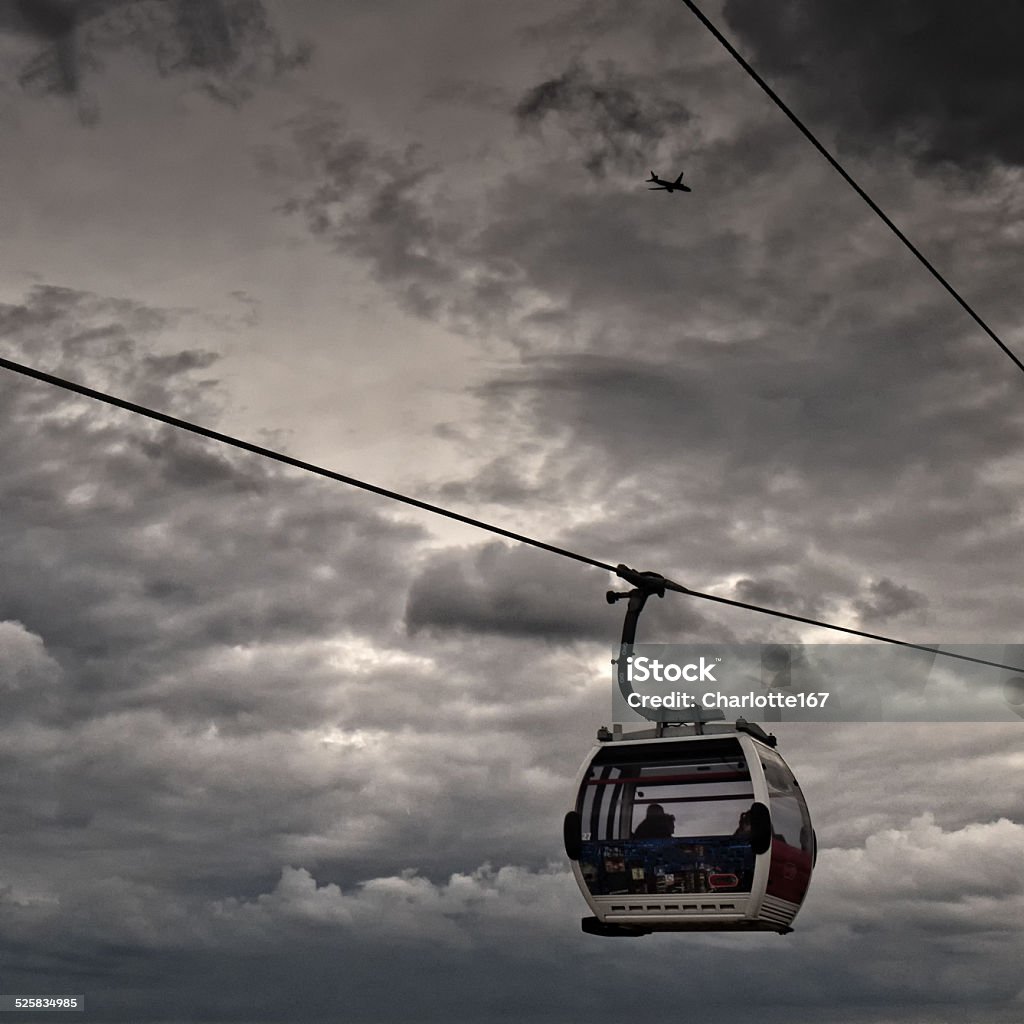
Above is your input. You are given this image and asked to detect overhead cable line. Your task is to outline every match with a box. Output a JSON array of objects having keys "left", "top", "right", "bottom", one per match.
[
  {"left": 2, "top": 353, "right": 1022, "bottom": 676},
  {"left": 679, "top": 0, "right": 1024, "bottom": 379},
  {"left": 0, "top": 355, "right": 598, "bottom": 572}
]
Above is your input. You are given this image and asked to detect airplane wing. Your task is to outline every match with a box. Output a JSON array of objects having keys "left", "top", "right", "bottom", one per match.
[{"left": 674, "top": 172, "right": 684, "bottom": 185}]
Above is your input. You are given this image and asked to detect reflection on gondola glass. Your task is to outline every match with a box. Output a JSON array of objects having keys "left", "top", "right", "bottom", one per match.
[
  {"left": 576, "top": 738, "right": 756, "bottom": 897},
  {"left": 759, "top": 747, "right": 812, "bottom": 851},
  {"left": 759, "top": 746, "right": 813, "bottom": 905}
]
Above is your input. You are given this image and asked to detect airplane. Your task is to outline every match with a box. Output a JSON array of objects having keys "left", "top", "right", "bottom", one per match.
[{"left": 647, "top": 170, "right": 691, "bottom": 193}]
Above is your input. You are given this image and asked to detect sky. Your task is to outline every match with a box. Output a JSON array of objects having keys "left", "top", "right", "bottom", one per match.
[{"left": 1, "top": 1, "right": 1023, "bottom": 1022}]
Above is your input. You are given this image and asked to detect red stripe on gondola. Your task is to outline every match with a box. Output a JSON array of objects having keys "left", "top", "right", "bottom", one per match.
[
  {"left": 633, "top": 792, "right": 755, "bottom": 804},
  {"left": 586, "top": 771, "right": 750, "bottom": 785}
]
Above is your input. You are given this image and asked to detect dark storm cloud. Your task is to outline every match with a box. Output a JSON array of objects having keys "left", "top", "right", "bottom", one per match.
[
  {"left": 473, "top": 342, "right": 1024, "bottom": 508},
  {"left": 277, "top": 98, "right": 1024, "bottom": 637},
  {"left": 854, "top": 577, "right": 929, "bottom": 624},
  {"left": 453, "top": 287, "right": 1024, "bottom": 635},
  {"left": 276, "top": 49, "right": 1024, "bottom": 657},
  {"left": 6, "top": 797, "right": 1024, "bottom": 1022},
  {"left": 721, "top": 0, "right": 1024, "bottom": 169},
  {"left": 735, "top": 576, "right": 931, "bottom": 638},
  {"left": 406, "top": 543, "right": 610, "bottom": 639},
  {"left": 0, "top": 0, "right": 309, "bottom": 110},
  {"left": 163, "top": 0, "right": 311, "bottom": 106},
  {"left": 436, "top": 454, "right": 546, "bottom": 506},
  {"left": 277, "top": 114, "right": 572, "bottom": 341},
  {"left": 275, "top": 112, "right": 468, "bottom": 322},
  {"left": 405, "top": 540, "right": 720, "bottom": 646},
  {"left": 0, "top": 284, "right": 423, "bottom": 721},
  {"left": 2, "top": 8, "right": 1023, "bottom": 1024},
  {"left": 405, "top": 540, "right": 710, "bottom": 642},
  {"left": 514, "top": 60, "right": 692, "bottom": 177},
  {"left": 275, "top": 96, "right": 701, "bottom": 335},
  {"left": 734, "top": 577, "right": 821, "bottom": 619},
  {"left": 4, "top": 0, "right": 80, "bottom": 94},
  {"left": 0, "top": 283, "right": 620, "bottom": 1015}
]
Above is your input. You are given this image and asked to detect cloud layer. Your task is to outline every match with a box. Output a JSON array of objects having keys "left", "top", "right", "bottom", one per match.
[
  {"left": 2, "top": 4, "right": 1022, "bottom": 1022},
  {"left": 722, "top": 0, "right": 1024, "bottom": 169}
]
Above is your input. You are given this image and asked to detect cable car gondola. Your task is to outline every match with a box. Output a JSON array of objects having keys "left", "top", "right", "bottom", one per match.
[{"left": 563, "top": 566, "right": 816, "bottom": 937}]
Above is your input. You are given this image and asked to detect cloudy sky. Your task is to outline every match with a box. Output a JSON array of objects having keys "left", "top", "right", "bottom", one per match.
[{"left": 2, "top": 1, "right": 1023, "bottom": 1021}]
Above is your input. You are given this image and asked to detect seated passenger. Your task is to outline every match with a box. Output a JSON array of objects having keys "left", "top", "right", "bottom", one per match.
[{"left": 632, "top": 803, "right": 675, "bottom": 839}]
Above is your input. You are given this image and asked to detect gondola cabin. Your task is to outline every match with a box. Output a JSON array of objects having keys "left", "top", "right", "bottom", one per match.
[{"left": 564, "top": 721, "right": 814, "bottom": 936}]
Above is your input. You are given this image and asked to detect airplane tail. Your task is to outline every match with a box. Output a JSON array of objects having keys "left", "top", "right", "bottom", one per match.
[{"left": 648, "top": 171, "right": 657, "bottom": 180}]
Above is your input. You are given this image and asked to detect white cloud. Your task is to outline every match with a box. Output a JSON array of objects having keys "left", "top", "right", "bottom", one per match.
[
  {"left": 813, "top": 813, "right": 1024, "bottom": 923},
  {"left": 0, "top": 619, "right": 62, "bottom": 692}
]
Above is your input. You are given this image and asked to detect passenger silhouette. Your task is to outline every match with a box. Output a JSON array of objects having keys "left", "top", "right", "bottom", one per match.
[{"left": 632, "top": 803, "right": 675, "bottom": 839}]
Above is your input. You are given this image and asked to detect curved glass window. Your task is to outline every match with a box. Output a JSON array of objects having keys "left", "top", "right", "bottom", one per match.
[
  {"left": 759, "top": 747, "right": 813, "bottom": 905},
  {"left": 759, "top": 747, "right": 813, "bottom": 854},
  {"left": 576, "top": 739, "right": 756, "bottom": 897}
]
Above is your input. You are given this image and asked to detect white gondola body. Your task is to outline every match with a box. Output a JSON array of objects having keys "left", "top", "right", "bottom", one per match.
[{"left": 567, "top": 728, "right": 813, "bottom": 935}]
